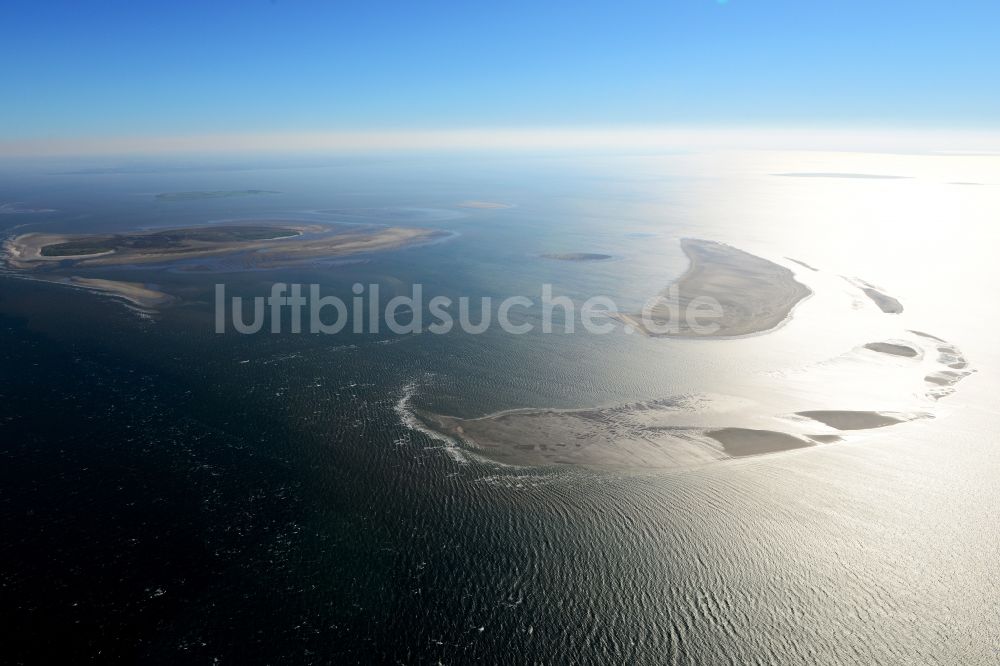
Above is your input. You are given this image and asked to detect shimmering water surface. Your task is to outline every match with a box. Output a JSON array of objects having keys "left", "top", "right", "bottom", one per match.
[{"left": 2, "top": 151, "right": 998, "bottom": 663}]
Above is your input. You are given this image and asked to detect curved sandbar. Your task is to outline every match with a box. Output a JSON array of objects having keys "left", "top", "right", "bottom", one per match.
[
  {"left": 418, "top": 407, "right": 728, "bottom": 470},
  {"left": 612, "top": 239, "right": 811, "bottom": 338},
  {"left": 414, "top": 328, "right": 970, "bottom": 470},
  {"left": 61, "top": 277, "right": 175, "bottom": 312}
]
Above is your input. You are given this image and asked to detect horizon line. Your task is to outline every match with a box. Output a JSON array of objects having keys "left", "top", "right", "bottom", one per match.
[{"left": 3, "top": 126, "right": 1000, "bottom": 158}]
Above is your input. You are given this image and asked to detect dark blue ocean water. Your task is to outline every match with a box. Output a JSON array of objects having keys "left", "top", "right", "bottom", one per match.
[{"left": 2, "top": 153, "right": 997, "bottom": 664}]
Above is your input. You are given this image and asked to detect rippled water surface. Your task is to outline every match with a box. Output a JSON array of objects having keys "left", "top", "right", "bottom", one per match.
[{"left": 2, "top": 151, "right": 998, "bottom": 663}]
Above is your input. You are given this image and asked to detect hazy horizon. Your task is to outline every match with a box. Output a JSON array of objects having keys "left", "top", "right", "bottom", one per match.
[{"left": 4, "top": 2, "right": 999, "bottom": 664}]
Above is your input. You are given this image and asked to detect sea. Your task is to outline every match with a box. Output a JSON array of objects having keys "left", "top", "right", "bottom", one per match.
[{"left": 1, "top": 149, "right": 998, "bottom": 664}]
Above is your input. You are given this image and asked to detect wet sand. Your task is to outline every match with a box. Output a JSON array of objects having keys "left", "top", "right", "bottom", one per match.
[
  {"left": 415, "top": 322, "right": 970, "bottom": 470},
  {"left": 611, "top": 239, "right": 811, "bottom": 338},
  {"left": 845, "top": 278, "right": 904, "bottom": 313},
  {"left": 417, "top": 407, "right": 726, "bottom": 470},
  {"left": 705, "top": 428, "right": 813, "bottom": 456},
  {"left": 411, "top": 245, "right": 974, "bottom": 470},
  {"left": 795, "top": 410, "right": 914, "bottom": 430},
  {"left": 864, "top": 342, "right": 919, "bottom": 357},
  {"left": 60, "top": 277, "right": 175, "bottom": 312},
  {"left": 861, "top": 287, "right": 903, "bottom": 313}
]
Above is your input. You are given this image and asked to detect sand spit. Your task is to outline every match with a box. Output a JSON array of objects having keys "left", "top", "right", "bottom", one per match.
[
  {"left": 864, "top": 342, "right": 919, "bottom": 357},
  {"left": 60, "top": 277, "right": 174, "bottom": 313},
  {"left": 611, "top": 239, "right": 811, "bottom": 338}
]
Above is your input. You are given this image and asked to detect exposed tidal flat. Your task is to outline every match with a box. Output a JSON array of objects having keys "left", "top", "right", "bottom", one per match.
[
  {"left": 608, "top": 238, "right": 811, "bottom": 338},
  {"left": 417, "top": 238, "right": 972, "bottom": 470},
  {"left": 3, "top": 219, "right": 449, "bottom": 313},
  {"left": 1, "top": 152, "right": 998, "bottom": 663}
]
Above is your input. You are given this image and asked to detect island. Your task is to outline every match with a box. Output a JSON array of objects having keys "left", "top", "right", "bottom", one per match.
[
  {"left": 154, "top": 190, "right": 280, "bottom": 201},
  {"left": 610, "top": 239, "right": 811, "bottom": 338},
  {"left": 6, "top": 222, "right": 447, "bottom": 270},
  {"left": 3, "top": 221, "right": 449, "bottom": 312}
]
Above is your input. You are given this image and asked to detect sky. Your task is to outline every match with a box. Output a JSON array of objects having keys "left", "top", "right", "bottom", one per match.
[{"left": 2, "top": 0, "right": 999, "bottom": 154}]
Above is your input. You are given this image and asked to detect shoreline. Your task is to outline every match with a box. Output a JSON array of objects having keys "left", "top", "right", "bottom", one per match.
[
  {"left": 5, "top": 222, "right": 445, "bottom": 270},
  {"left": 610, "top": 238, "right": 812, "bottom": 338}
]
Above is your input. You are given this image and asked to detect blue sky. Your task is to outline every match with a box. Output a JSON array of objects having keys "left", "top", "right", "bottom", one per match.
[{"left": 2, "top": 0, "right": 999, "bottom": 143}]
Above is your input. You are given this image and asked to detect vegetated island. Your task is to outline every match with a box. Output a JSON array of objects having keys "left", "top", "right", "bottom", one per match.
[
  {"left": 6, "top": 223, "right": 446, "bottom": 269},
  {"left": 155, "top": 190, "right": 280, "bottom": 201},
  {"left": 542, "top": 252, "right": 612, "bottom": 261},
  {"left": 4, "top": 221, "right": 449, "bottom": 311},
  {"left": 610, "top": 238, "right": 811, "bottom": 338}
]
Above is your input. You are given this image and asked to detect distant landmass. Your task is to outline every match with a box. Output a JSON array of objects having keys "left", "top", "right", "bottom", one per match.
[
  {"left": 155, "top": 189, "right": 281, "bottom": 201},
  {"left": 0, "top": 202, "right": 57, "bottom": 214},
  {"left": 456, "top": 201, "right": 513, "bottom": 209},
  {"left": 4, "top": 221, "right": 449, "bottom": 313},
  {"left": 773, "top": 172, "right": 910, "bottom": 180},
  {"left": 542, "top": 252, "right": 612, "bottom": 261}
]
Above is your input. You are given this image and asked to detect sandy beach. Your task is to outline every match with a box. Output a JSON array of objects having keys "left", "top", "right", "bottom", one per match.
[
  {"left": 416, "top": 288, "right": 973, "bottom": 470},
  {"left": 4, "top": 223, "right": 445, "bottom": 270},
  {"left": 611, "top": 238, "right": 811, "bottom": 338}
]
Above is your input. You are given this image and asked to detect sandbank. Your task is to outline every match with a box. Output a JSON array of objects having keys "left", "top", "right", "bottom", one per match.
[{"left": 611, "top": 239, "right": 811, "bottom": 338}]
